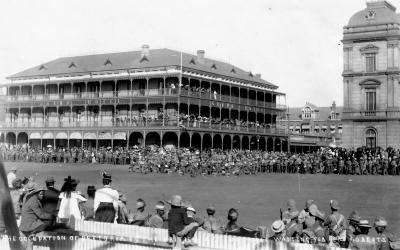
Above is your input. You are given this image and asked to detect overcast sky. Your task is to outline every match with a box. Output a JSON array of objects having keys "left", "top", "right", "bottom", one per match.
[{"left": 1, "top": 0, "right": 399, "bottom": 107}]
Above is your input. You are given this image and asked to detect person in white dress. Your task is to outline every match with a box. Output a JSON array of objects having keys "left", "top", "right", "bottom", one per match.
[{"left": 57, "top": 176, "right": 87, "bottom": 222}]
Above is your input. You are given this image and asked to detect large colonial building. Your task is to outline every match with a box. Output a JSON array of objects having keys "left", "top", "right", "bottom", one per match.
[
  {"left": 342, "top": 0, "right": 400, "bottom": 149},
  {"left": 0, "top": 46, "right": 288, "bottom": 151},
  {"left": 277, "top": 101, "right": 342, "bottom": 152}
]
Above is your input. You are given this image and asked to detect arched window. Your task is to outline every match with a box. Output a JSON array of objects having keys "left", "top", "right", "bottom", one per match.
[
  {"left": 365, "top": 129, "right": 376, "bottom": 149},
  {"left": 303, "top": 107, "right": 311, "bottom": 119}
]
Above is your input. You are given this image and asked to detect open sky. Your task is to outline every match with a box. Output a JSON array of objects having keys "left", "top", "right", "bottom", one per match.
[{"left": 1, "top": 0, "right": 399, "bottom": 107}]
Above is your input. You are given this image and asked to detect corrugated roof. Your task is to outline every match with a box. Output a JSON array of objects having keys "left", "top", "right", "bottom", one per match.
[{"left": 8, "top": 48, "right": 277, "bottom": 89}]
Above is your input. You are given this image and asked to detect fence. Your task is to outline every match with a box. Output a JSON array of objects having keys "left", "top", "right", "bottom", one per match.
[{"left": 0, "top": 219, "right": 348, "bottom": 250}]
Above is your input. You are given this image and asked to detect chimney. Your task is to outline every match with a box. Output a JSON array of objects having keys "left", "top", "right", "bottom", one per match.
[
  {"left": 255, "top": 73, "right": 261, "bottom": 78},
  {"left": 197, "top": 50, "right": 205, "bottom": 63},
  {"left": 141, "top": 44, "right": 150, "bottom": 58},
  {"left": 331, "top": 101, "right": 336, "bottom": 110}
]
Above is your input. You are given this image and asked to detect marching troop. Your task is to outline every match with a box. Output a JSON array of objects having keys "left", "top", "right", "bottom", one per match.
[{"left": 1, "top": 144, "right": 400, "bottom": 176}]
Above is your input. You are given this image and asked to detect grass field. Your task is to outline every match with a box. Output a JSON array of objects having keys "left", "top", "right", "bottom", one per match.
[{"left": 3, "top": 162, "right": 400, "bottom": 236}]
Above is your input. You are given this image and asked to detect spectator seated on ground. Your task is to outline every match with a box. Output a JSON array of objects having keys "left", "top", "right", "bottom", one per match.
[{"left": 167, "top": 195, "right": 199, "bottom": 247}]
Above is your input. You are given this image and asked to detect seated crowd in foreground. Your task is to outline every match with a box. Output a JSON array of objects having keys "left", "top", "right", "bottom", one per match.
[
  {"left": 2, "top": 170, "right": 398, "bottom": 249},
  {"left": 1, "top": 144, "right": 400, "bottom": 176}
]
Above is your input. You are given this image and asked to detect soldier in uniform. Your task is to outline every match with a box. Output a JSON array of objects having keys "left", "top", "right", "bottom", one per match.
[
  {"left": 324, "top": 200, "right": 346, "bottom": 246},
  {"left": 145, "top": 201, "right": 167, "bottom": 228},
  {"left": 350, "top": 219, "right": 376, "bottom": 250},
  {"left": 374, "top": 216, "right": 392, "bottom": 250}
]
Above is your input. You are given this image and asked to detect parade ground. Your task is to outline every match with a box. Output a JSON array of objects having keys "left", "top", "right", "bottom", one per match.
[{"left": 3, "top": 162, "right": 400, "bottom": 235}]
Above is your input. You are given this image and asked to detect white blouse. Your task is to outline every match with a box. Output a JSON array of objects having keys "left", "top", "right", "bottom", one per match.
[{"left": 58, "top": 191, "right": 87, "bottom": 220}]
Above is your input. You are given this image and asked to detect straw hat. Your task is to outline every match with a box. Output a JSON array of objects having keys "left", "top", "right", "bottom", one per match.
[
  {"left": 358, "top": 219, "right": 372, "bottom": 228},
  {"left": 271, "top": 220, "right": 285, "bottom": 233}
]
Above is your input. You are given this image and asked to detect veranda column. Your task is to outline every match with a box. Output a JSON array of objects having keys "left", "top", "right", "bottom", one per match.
[{"left": 272, "top": 137, "right": 275, "bottom": 152}]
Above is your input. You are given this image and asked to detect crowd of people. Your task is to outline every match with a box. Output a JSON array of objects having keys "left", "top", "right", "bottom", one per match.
[
  {"left": 1, "top": 144, "right": 400, "bottom": 176},
  {"left": 2, "top": 169, "right": 398, "bottom": 250}
]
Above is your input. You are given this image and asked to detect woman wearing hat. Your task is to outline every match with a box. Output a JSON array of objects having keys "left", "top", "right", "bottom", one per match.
[{"left": 57, "top": 176, "right": 87, "bottom": 222}]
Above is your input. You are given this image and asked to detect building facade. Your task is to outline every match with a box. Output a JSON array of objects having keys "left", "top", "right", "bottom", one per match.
[
  {"left": 277, "top": 101, "right": 342, "bottom": 152},
  {"left": 0, "top": 46, "right": 288, "bottom": 151},
  {"left": 342, "top": 0, "right": 400, "bottom": 149}
]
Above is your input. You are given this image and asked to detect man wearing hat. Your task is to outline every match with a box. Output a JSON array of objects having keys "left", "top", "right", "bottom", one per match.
[
  {"left": 282, "top": 199, "right": 299, "bottom": 225},
  {"left": 350, "top": 219, "right": 376, "bottom": 250},
  {"left": 203, "top": 204, "right": 223, "bottom": 234},
  {"left": 19, "top": 186, "right": 55, "bottom": 248},
  {"left": 42, "top": 177, "right": 60, "bottom": 218},
  {"left": 131, "top": 198, "right": 148, "bottom": 226},
  {"left": 324, "top": 200, "right": 346, "bottom": 244},
  {"left": 302, "top": 204, "right": 327, "bottom": 244},
  {"left": 343, "top": 210, "right": 361, "bottom": 248},
  {"left": 374, "top": 216, "right": 392, "bottom": 250},
  {"left": 145, "top": 201, "right": 167, "bottom": 228},
  {"left": 167, "top": 195, "right": 198, "bottom": 247},
  {"left": 94, "top": 172, "right": 119, "bottom": 223},
  {"left": 269, "top": 220, "right": 285, "bottom": 241}
]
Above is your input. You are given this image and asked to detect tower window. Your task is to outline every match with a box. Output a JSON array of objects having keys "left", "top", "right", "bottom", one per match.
[
  {"left": 365, "top": 53, "right": 376, "bottom": 72},
  {"left": 366, "top": 89, "right": 376, "bottom": 111}
]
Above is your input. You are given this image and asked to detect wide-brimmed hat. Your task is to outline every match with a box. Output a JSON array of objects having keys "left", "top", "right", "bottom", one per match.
[
  {"left": 287, "top": 199, "right": 296, "bottom": 210},
  {"left": 348, "top": 211, "right": 361, "bottom": 223},
  {"left": 64, "top": 176, "right": 80, "bottom": 185},
  {"left": 305, "top": 200, "right": 314, "bottom": 209},
  {"left": 25, "top": 182, "right": 37, "bottom": 192},
  {"left": 155, "top": 201, "right": 165, "bottom": 210},
  {"left": 374, "top": 216, "right": 387, "bottom": 227},
  {"left": 185, "top": 203, "right": 196, "bottom": 213},
  {"left": 309, "top": 204, "right": 325, "bottom": 220},
  {"left": 271, "top": 220, "right": 285, "bottom": 233},
  {"left": 167, "top": 195, "right": 183, "bottom": 207},
  {"left": 358, "top": 219, "right": 372, "bottom": 228},
  {"left": 136, "top": 199, "right": 146, "bottom": 209},
  {"left": 330, "top": 200, "right": 340, "bottom": 210},
  {"left": 45, "top": 176, "right": 55, "bottom": 183}
]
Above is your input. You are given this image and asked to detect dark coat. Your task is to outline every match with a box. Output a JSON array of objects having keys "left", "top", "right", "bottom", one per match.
[
  {"left": 168, "top": 206, "right": 190, "bottom": 235},
  {"left": 42, "top": 187, "right": 60, "bottom": 214},
  {"left": 19, "top": 195, "right": 53, "bottom": 233}
]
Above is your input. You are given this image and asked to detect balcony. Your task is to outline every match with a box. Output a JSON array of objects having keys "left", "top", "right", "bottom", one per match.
[{"left": 341, "top": 110, "right": 394, "bottom": 120}]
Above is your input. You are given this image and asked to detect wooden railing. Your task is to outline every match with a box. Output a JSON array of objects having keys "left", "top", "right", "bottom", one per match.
[{"left": 0, "top": 219, "right": 348, "bottom": 250}]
